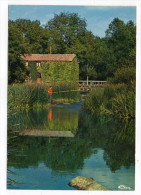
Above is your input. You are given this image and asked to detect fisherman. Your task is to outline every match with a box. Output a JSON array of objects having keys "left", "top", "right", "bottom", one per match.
[{"left": 48, "top": 86, "right": 53, "bottom": 104}]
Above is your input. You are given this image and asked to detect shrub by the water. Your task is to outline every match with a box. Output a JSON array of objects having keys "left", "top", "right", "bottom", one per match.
[
  {"left": 83, "top": 88, "right": 104, "bottom": 115},
  {"left": 83, "top": 83, "right": 135, "bottom": 119},
  {"left": 109, "top": 66, "right": 136, "bottom": 84},
  {"left": 111, "top": 90, "right": 135, "bottom": 119}
]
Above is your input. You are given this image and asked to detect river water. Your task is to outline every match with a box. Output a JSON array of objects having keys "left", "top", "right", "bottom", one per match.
[{"left": 7, "top": 103, "right": 135, "bottom": 190}]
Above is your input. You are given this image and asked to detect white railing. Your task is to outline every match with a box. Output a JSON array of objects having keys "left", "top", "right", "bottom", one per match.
[
  {"left": 79, "top": 80, "right": 107, "bottom": 91},
  {"left": 79, "top": 80, "right": 107, "bottom": 86}
]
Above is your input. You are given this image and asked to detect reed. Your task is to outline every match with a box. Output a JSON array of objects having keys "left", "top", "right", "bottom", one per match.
[
  {"left": 51, "top": 82, "right": 80, "bottom": 103},
  {"left": 8, "top": 82, "right": 80, "bottom": 111},
  {"left": 83, "top": 83, "right": 135, "bottom": 119},
  {"left": 8, "top": 83, "right": 49, "bottom": 111},
  {"left": 82, "top": 88, "right": 104, "bottom": 114}
]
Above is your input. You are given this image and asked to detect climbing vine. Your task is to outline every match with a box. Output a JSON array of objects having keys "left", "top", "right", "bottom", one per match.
[
  {"left": 39, "top": 57, "right": 79, "bottom": 83},
  {"left": 28, "top": 62, "right": 38, "bottom": 81}
]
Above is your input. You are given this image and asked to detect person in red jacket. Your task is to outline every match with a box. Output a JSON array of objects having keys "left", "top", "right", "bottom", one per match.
[{"left": 48, "top": 86, "right": 53, "bottom": 104}]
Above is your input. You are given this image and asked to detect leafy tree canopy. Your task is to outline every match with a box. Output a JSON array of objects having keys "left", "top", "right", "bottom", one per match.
[
  {"left": 8, "top": 15, "right": 136, "bottom": 84},
  {"left": 105, "top": 18, "right": 136, "bottom": 78}
]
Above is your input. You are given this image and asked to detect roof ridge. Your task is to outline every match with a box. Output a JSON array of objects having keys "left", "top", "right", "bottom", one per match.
[{"left": 21, "top": 54, "right": 76, "bottom": 62}]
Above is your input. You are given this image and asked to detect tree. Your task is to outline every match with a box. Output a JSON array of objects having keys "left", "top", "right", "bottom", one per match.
[
  {"left": 105, "top": 18, "right": 136, "bottom": 78},
  {"left": 46, "top": 12, "right": 87, "bottom": 50},
  {"left": 8, "top": 21, "right": 29, "bottom": 83},
  {"left": 8, "top": 16, "right": 136, "bottom": 84},
  {"left": 8, "top": 19, "right": 51, "bottom": 83},
  {"left": 15, "top": 19, "right": 50, "bottom": 53},
  {"left": 81, "top": 65, "right": 97, "bottom": 85},
  {"left": 45, "top": 12, "right": 99, "bottom": 80}
]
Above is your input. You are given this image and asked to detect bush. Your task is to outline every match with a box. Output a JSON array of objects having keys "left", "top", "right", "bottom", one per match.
[
  {"left": 112, "top": 90, "right": 135, "bottom": 119},
  {"left": 83, "top": 84, "right": 135, "bottom": 119},
  {"left": 82, "top": 88, "right": 104, "bottom": 114},
  {"left": 110, "top": 66, "right": 136, "bottom": 84}
]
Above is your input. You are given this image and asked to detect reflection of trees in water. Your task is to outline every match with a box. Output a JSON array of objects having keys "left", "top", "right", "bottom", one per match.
[
  {"left": 8, "top": 109, "right": 135, "bottom": 173},
  {"left": 8, "top": 136, "right": 92, "bottom": 173},
  {"left": 78, "top": 111, "right": 135, "bottom": 172}
]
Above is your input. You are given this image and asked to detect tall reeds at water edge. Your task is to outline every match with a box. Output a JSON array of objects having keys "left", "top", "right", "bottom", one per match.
[
  {"left": 8, "top": 83, "right": 49, "bottom": 111},
  {"left": 83, "top": 83, "right": 135, "bottom": 119},
  {"left": 8, "top": 82, "right": 80, "bottom": 111},
  {"left": 51, "top": 82, "right": 80, "bottom": 103}
]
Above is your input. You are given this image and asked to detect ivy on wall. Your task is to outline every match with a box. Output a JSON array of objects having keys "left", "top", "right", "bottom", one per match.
[
  {"left": 39, "top": 57, "right": 79, "bottom": 83},
  {"left": 28, "top": 57, "right": 79, "bottom": 84},
  {"left": 28, "top": 61, "right": 38, "bottom": 81}
]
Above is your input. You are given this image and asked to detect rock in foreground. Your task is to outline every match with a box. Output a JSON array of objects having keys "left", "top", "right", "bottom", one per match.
[{"left": 69, "top": 176, "right": 111, "bottom": 191}]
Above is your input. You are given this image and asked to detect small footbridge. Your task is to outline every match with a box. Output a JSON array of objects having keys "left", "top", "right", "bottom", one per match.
[{"left": 79, "top": 80, "right": 107, "bottom": 92}]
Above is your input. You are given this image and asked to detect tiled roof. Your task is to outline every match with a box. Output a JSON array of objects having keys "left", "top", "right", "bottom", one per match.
[{"left": 21, "top": 54, "right": 76, "bottom": 62}]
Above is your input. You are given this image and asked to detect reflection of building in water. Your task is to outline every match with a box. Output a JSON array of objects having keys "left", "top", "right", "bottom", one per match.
[
  {"left": 47, "top": 105, "right": 79, "bottom": 134},
  {"left": 19, "top": 130, "right": 75, "bottom": 138},
  {"left": 9, "top": 104, "right": 80, "bottom": 137}
]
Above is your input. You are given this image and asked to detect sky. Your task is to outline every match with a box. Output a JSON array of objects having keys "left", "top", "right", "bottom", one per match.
[{"left": 8, "top": 5, "right": 136, "bottom": 38}]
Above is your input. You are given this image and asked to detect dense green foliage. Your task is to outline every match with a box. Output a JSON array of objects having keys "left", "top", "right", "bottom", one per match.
[
  {"left": 8, "top": 82, "right": 80, "bottom": 111},
  {"left": 8, "top": 13, "right": 136, "bottom": 84},
  {"left": 83, "top": 83, "right": 135, "bottom": 119},
  {"left": 8, "top": 13, "right": 136, "bottom": 117},
  {"left": 8, "top": 83, "right": 50, "bottom": 110},
  {"left": 105, "top": 19, "right": 136, "bottom": 78},
  {"left": 110, "top": 66, "right": 136, "bottom": 84},
  {"left": 38, "top": 57, "right": 79, "bottom": 83},
  {"left": 8, "top": 21, "right": 30, "bottom": 83},
  {"left": 28, "top": 61, "right": 38, "bottom": 81},
  {"left": 81, "top": 18, "right": 136, "bottom": 119}
]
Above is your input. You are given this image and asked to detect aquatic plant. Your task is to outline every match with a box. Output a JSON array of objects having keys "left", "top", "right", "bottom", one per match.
[{"left": 82, "top": 88, "right": 104, "bottom": 114}]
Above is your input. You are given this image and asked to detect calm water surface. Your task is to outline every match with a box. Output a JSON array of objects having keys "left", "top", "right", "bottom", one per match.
[{"left": 8, "top": 103, "right": 135, "bottom": 190}]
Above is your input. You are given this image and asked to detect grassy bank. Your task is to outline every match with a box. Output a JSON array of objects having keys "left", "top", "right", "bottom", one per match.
[
  {"left": 8, "top": 82, "right": 80, "bottom": 111},
  {"left": 82, "top": 82, "right": 135, "bottom": 119}
]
